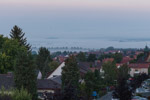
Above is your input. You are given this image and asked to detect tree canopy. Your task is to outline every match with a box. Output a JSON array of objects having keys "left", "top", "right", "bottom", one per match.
[
  {"left": 0, "top": 35, "right": 21, "bottom": 73},
  {"left": 61, "top": 56, "right": 80, "bottom": 100},
  {"left": 10, "top": 25, "right": 31, "bottom": 50},
  {"left": 102, "top": 61, "right": 117, "bottom": 86},
  {"left": 14, "top": 48, "right": 37, "bottom": 100},
  {"left": 36, "top": 47, "right": 52, "bottom": 78}
]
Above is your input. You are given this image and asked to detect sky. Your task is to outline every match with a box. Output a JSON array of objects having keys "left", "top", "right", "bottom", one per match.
[{"left": 0, "top": 0, "right": 150, "bottom": 39}]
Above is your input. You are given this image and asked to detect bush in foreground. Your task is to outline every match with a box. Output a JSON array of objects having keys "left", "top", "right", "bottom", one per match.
[{"left": 12, "top": 87, "right": 32, "bottom": 100}]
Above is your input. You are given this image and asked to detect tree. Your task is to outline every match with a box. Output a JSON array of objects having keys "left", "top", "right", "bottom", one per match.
[
  {"left": 10, "top": 25, "right": 31, "bottom": 50},
  {"left": 113, "top": 78, "right": 132, "bottom": 100},
  {"left": 106, "top": 46, "right": 114, "bottom": 51},
  {"left": 36, "top": 47, "right": 52, "bottom": 78},
  {"left": 84, "top": 71, "right": 95, "bottom": 100},
  {"left": 61, "top": 56, "right": 80, "bottom": 100},
  {"left": 118, "top": 64, "right": 130, "bottom": 80},
  {"left": 77, "top": 52, "right": 86, "bottom": 62},
  {"left": 113, "top": 64, "right": 132, "bottom": 100},
  {"left": 14, "top": 48, "right": 37, "bottom": 100},
  {"left": 102, "top": 61, "right": 117, "bottom": 86},
  {"left": 130, "top": 73, "right": 149, "bottom": 90},
  {"left": 0, "top": 35, "right": 20, "bottom": 73},
  {"left": 48, "top": 61, "right": 59, "bottom": 72},
  {"left": 87, "top": 54, "right": 96, "bottom": 62},
  {"left": 84, "top": 70, "right": 103, "bottom": 100},
  {"left": 112, "top": 53, "right": 123, "bottom": 63}
]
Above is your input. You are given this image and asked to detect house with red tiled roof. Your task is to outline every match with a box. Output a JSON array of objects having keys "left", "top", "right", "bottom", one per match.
[
  {"left": 129, "top": 63, "right": 150, "bottom": 77},
  {"left": 121, "top": 56, "right": 133, "bottom": 64},
  {"left": 116, "top": 56, "right": 134, "bottom": 68}
]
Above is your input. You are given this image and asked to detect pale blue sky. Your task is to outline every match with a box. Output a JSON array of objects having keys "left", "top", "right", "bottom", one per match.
[{"left": 0, "top": 0, "right": 150, "bottom": 39}]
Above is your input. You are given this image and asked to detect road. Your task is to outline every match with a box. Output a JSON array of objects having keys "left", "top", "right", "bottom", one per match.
[{"left": 99, "top": 92, "right": 112, "bottom": 100}]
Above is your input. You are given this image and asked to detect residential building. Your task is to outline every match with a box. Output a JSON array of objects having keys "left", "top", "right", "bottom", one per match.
[{"left": 129, "top": 63, "right": 150, "bottom": 77}]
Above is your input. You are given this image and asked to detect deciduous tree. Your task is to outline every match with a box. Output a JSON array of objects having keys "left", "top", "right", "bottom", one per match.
[{"left": 102, "top": 61, "right": 117, "bottom": 86}]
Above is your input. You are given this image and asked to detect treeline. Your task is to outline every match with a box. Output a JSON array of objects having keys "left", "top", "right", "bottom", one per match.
[{"left": 76, "top": 51, "right": 123, "bottom": 63}]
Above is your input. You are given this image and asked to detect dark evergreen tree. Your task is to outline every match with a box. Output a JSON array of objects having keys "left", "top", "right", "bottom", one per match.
[
  {"left": 93, "top": 69, "right": 102, "bottom": 92},
  {"left": 36, "top": 47, "right": 52, "bottom": 78},
  {"left": 113, "top": 78, "right": 132, "bottom": 100},
  {"left": 113, "top": 64, "right": 132, "bottom": 100},
  {"left": 77, "top": 52, "right": 86, "bottom": 62},
  {"left": 87, "top": 54, "right": 96, "bottom": 62},
  {"left": 84, "top": 70, "right": 103, "bottom": 100},
  {"left": 84, "top": 71, "right": 95, "bottom": 100},
  {"left": 61, "top": 56, "right": 80, "bottom": 100},
  {"left": 130, "top": 73, "right": 149, "bottom": 90},
  {"left": 10, "top": 25, "right": 31, "bottom": 50},
  {"left": 14, "top": 48, "right": 37, "bottom": 100}
]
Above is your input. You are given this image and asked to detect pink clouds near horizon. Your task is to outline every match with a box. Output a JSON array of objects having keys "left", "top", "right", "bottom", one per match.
[{"left": 1, "top": 0, "right": 150, "bottom": 12}]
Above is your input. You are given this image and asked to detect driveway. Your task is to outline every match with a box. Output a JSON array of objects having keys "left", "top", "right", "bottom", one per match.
[{"left": 99, "top": 92, "right": 112, "bottom": 100}]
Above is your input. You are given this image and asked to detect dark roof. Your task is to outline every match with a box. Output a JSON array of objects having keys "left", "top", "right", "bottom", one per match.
[
  {"left": 78, "top": 62, "right": 91, "bottom": 71},
  {"left": 50, "top": 76, "right": 62, "bottom": 85},
  {"left": 0, "top": 74, "right": 14, "bottom": 90},
  {"left": 0, "top": 73, "right": 61, "bottom": 91},
  {"left": 78, "top": 61, "right": 102, "bottom": 72},
  {"left": 37, "top": 79, "right": 61, "bottom": 90}
]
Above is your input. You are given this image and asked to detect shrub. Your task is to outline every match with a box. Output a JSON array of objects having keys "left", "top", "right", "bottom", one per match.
[
  {"left": 12, "top": 87, "right": 32, "bottom": 100},
  {"left": 0, "top": 94, "right": 12, "bottom": 100},
  {"left": 136, "top": 93, "right": 142, "bottom": 97}
]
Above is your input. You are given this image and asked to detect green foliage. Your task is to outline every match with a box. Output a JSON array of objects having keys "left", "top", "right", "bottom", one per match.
[
  {"left": 84, "top": 71, "right": 95, "bottom": 99},
  {"left": 83, "top": 70, "right": 104, "bottom": 99},
  {"left": 12, "top": 87, "right": 32, "bottom": 100},
  {"left": 99, "top": 53, "right": 123, "bottom": 63},
  {"left": 113, "top": 78, "right": 133, "bottom": 100},
  {"left": 98, "top": 90, "right": 107, "bottom": 97},
  {"left": 0, "top": 35, "right": 21, "bottom": 73},
  {"left": 137, "top": 53, "right": 144, "bottom": 60},
  {"left": 102, "top": 61, "right": 117, "bottom": 86},
  {"left": 77, "top": 52, "right": 86, "bottom": 62},
  {"left": 118, "top": 64, "right": 130, "bottom": 80},
  {"left": 106, "top": 46, "right": 114, "bottom": 51},
  {"left": 14, "top": 48, "right": 37, "bottom": 100},
  {"left": 99, "top": 53, "right": 112, "bottom": 61},
  {"left": 136, "top": 93, "right": 142, "bottom": 97},
  {"left": 87, "top": 54, "right": 97, "bottom": 62},
  {"left": 36, "top": 47, "right": 52, "bottom": 78},
  {"left": 113, "top": 64, "right": 132, "bottom": 100},
  {"left": 0, "top": 86, "right": 5, "bottom": 96},
  {"left": 48, "top": 61, "right": 59, "bottom": 72},
  {"left": 0, "top": 86, "right": 12, "bottom": 100},
  {"left": 61, "top": 56, "right": 80, "bottom": 100},
  {"left": 10, "top": 25, "right": 31, "bottom": 50},
  {"left": 112, "top": 53, "right": 123, "bottom": 63}
]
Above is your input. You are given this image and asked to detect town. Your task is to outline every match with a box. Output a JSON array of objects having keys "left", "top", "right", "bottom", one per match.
[{"left": 1, "top": 26, "right": 150, "bottom": 100}]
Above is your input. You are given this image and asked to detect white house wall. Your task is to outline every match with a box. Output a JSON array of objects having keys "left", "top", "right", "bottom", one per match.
[{"left": 47, "top": 62, "right": 65, "bottom": 79}]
